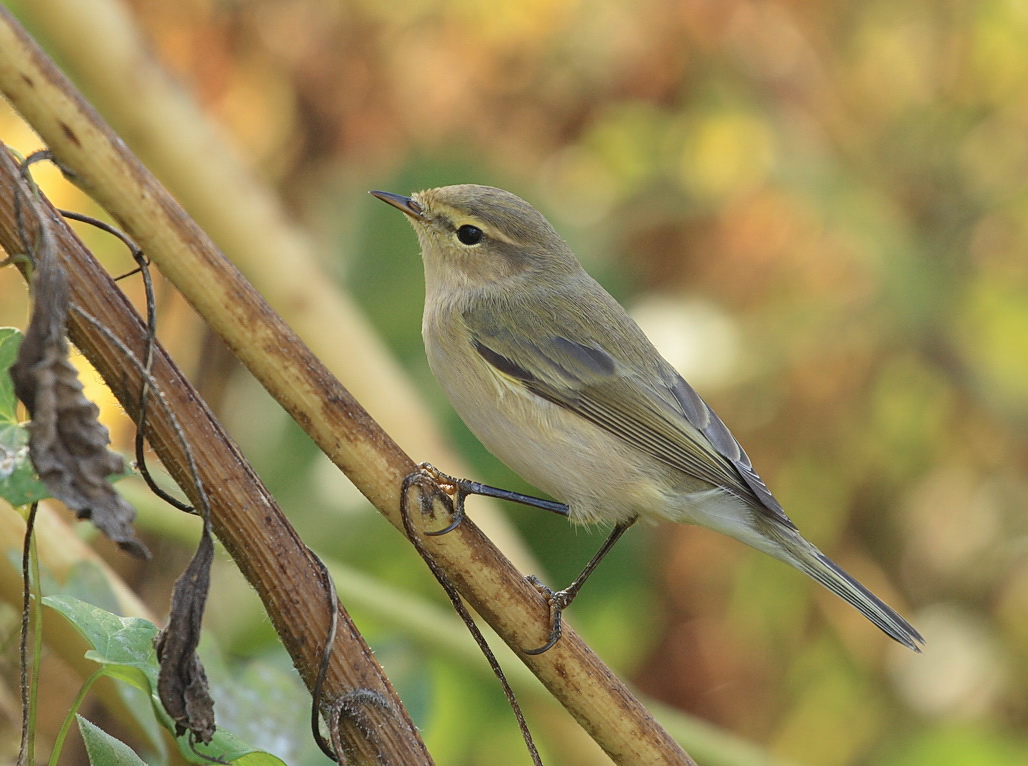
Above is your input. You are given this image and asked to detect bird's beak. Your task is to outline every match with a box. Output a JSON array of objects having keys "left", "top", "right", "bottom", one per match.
[{"left": 370, "top": 190, "right": 425, "bottom": 220}]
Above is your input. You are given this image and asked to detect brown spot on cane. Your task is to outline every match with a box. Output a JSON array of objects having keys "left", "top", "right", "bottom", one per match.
[{"left": 58, "top": 120, "right": 80, "bottom": 147}]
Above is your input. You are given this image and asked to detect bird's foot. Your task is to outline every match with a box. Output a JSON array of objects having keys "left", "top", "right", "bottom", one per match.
[{"left": 522, "top": 575, "right": 573, "bottom": 655}]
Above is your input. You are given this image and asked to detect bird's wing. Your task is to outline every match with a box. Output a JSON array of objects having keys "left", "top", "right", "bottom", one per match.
[{"left": 467, "top": 310, "right": 795, "bottom": 528}]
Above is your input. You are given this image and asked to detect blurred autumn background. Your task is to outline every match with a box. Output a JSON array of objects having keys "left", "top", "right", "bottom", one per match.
[{"left": 1, "top": 0, "right": 1027, "bottom": 764}]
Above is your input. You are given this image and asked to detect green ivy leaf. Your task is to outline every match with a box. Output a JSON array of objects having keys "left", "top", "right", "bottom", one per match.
[
  {"left": 0, "top": 327, "right": 51, "bottom": 506},
  {"left": 0, "top": 327, "right": 22, "bottom": 420},
  {"left": 44, "top": 596, "right": 286, "bottom": 765},
  {"left": 45, "top": 594, "right": 159, "bottom": 689},
  {"left": 78, "top": 716, "right": 149, "bottom": 766}
]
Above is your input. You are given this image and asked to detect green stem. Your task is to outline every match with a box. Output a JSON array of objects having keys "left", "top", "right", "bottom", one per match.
[
  {"left": 49, "top": 669, "right": 105, "bottom": 766},
  {"left": 22, "top": 514, "right": 41, "bottom": 766}
]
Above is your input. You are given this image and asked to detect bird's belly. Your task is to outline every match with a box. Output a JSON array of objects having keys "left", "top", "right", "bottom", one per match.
[{"left": 427, "top": 345, "right": 670, "bottom": 525}]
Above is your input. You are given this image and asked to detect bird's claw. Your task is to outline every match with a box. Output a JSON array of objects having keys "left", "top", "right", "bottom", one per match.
[
  {"left": 418, "top": 462, "right": 457, "bottom": 496},
  {"left": 523, "top": 575, "right": 570, "bottom": 654},
  {"left": 408, "top": 462, "right": 467, "bottom": 536}
]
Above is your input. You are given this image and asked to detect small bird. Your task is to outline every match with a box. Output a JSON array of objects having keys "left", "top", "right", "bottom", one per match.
[{"left": 372, "top": 184, "right": 923, "bottom": 654}]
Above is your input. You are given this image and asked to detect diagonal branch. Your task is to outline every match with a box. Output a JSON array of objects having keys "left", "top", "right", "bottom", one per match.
[{"left": 0, "top": 8, "right": 693, "bottom": 765}]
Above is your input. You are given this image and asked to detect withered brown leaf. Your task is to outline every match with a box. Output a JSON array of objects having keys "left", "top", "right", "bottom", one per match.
[
  {"left": 155, "top": 530, "right": 216, "bottom": 744},
  {"left": 10, "top": 199, "right": 149, "bottom": 558}
]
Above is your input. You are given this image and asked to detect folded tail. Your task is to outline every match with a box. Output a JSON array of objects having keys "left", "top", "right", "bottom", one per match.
[{"left": 760, "top": 521, "right": 924, "bottom": 652}]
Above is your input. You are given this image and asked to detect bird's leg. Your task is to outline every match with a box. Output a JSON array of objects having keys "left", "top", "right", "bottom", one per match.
[
  {"left": 411, "top": 463, "right": 635, "bottom": 654},
  {"left": 417, "top": 462, "right": 569, "bottom": 536},
  {"left": 523, "top": 517, "right": 637, "bottom": 655}
]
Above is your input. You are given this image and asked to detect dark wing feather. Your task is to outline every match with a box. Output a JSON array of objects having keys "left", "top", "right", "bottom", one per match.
[{"left": 667, "top": 375, "right": 790, "bottom": 521}]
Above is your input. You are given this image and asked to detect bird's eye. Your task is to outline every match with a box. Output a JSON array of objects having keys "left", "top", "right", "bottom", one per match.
[{"left": 457, "top": 225, "right": 483, "bottom": 245}]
